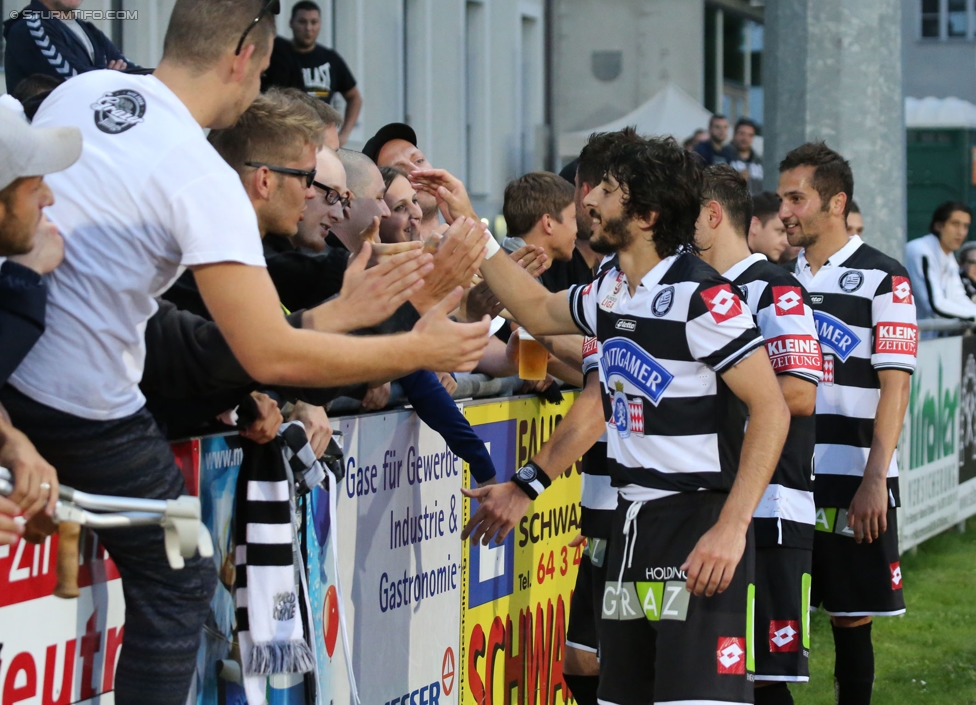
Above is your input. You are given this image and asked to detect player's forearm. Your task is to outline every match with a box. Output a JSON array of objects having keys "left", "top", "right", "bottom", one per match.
[
  {"left": 240, "top": 326, "right": 421, "bottom": 388},
  {"left": 301, "top": 298, "right": 357, "bottom": 333},
  {"left": 479, "top": 253, "right": 575, "bottom": 335},
  {"left": 547, "top": 356, "right": 584, "bottom": 388},
  {"left": 536, "top": 333, "right": 585, "bottom": 370},
  {"left": 532, "top": 377, "right": 604, "bottom": 481},
  {"left": 863, "top": 369, "right": 910, "bottom": 483}
]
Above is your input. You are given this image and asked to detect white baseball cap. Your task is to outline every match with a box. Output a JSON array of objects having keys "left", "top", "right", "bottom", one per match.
[{"left": 0, "top": 101, "right": 82, "bottom": 192}]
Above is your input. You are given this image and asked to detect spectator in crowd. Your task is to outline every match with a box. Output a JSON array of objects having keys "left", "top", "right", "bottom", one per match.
[
  {"left": 501, "top": 171, "right": 577, "bottom": 264},
  {"left": 0, "top": 2, "right": 490, "bottom": 702},
  {"left": 280, "top": 145, "right": 348, "bottom": 254},
  {"left": 780, "top": 142, "right": 916, "bottom": 705},
  {"left": 846, "top": 199, "right": 864, "bottom": 237},
  {"left": 958, "top": 241, "right": 976, "bottom": 300},
  {"left": 472, "top": 133, "right": 789, "bottom": 705},
  {"left": 365, "top": 122, "right": 473, "bottom": 238},
  {"left": 905, "top": 200, "right": 976, "bottom": 322},
  {"left": 0, "top": 105, "right": 73, "bottom": 544},
  {"left": 748, "top": 191, "right": 791, "bottom": 264},
  {"left": 500, "top": 170, "right": 584, "bottom": 386},
  {"left": 683, "top": 127, "right": 708, "bottom": 152},
  {"left": 696, "top": 165, "right": 821, "bottom": 705},
  {"left": 727, "top": 117, "right": 763, "bottom": 195},
  {"left": 2, "top": 0, "right": 138, "bottom": 96},
  {"left": 262, "top": 0, "right": 361, "bottom": 145},
  {"left": 379, "top": 166, "right": 423, "bottom": 244},
  {"left": 273, "top": 147, "right": 496, "bottom": 482},
  {"left": 693, "top": 113, "right": 732, "bottom": 165}
]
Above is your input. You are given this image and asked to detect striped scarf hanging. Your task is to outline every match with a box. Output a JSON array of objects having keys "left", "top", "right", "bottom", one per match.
[{"left": 234, "top": 422, "right": 319, "bottom": 704}]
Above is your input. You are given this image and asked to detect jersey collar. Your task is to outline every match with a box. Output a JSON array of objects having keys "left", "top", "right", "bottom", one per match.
[
  {"left": 722, "top": 252, "right": 767, "bottom": 282},
  {"left": 797, "top": 234, "right": 863, "bottom": 274}
]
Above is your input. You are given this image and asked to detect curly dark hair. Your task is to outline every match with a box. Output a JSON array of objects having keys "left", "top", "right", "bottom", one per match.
[
  {"left": 577, "top": 127, "right": 643, "bottom": 189},
  {"left": 779, "top": 141, "right": 854, "bottom": 217},
  {"left": 603, "top": 135, "right": 704, "bottom": 258}
]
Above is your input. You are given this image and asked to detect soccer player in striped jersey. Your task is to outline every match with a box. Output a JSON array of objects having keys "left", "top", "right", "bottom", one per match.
[
  {"left": 461, "top": 129, "right": 630, "bottom": 705},
  {"left": 472, "top": 134, "right": 790, "bottom": 705},
  {"left": 777, "top": 142, "right": 917, "bottom": 705},
  {"left": 696, "top": 165, "right": 823, "bottom": 705}
]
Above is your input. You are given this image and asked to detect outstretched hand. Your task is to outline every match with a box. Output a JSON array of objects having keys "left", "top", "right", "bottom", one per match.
[
  {"left": 412, "top": 287, "right": 490, "bottom": 372},
  {"left": 460, "top": 482, "right": 531, "bottom": 545},
  {"left": 409, "top": 168, "right": 477, "bottom": 224}
]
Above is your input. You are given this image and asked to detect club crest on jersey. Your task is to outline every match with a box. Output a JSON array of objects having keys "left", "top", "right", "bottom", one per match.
[
  {"left": 892, "top": 276, "right": 914, "bottom": 304},
  {"left": 773, "top": 286, "right": 804, "bottom": 315},
  {"left": 700, "top": 284, "right": 743, "bottom": 324},
  {"left": 652, "top": 286, "right": 675, "bottom": 317},
  {"left": 602, "top": 337, "right": 674, "bottom": 406},
  {"left": 814, "top": 311, "right": 861, "bottom": 362},
  {"left": 610, "top": 383, "right": 645, "bottom": 438},
  {"left": 838, "top": 270, "right": 864, "bottom": 293},
  {"left": 91, "top": 89, "right": 146, "bottom": 134}
]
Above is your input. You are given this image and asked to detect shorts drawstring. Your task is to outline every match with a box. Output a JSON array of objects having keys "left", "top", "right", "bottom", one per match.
[{"left": 616, "top": 500, "right": 645, "bottom": 593}]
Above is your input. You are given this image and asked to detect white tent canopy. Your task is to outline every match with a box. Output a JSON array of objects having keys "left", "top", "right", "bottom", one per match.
[
  {"left": 558, "top": 82, "right": 715, "bottom": 161},
  {"left": 906, "top": 96, "right": 976, "bottom": 129}
]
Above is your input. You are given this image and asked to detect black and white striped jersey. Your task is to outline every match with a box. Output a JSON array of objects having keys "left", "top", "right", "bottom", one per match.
[
  {"left": 790, "top": 235, "right": 918, "bottom": 508},
  {"left": 580, "top": 335, "right": 614, "bottom": 539},
  {"left": 726, "top": 253, "right": 822, "bottom": 548},
  {"left": 569, "top": 252, "right": 764, "bottom": 503}
]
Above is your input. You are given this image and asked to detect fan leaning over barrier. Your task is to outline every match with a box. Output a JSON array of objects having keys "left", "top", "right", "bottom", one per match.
[{"left": 0, "top": 465, "right": 213, "bottom": 570}]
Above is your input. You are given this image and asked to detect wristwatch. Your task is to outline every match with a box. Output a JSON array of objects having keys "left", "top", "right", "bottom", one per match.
[{"left": 511, "top": 461, "right": 552, "bottom": 500}]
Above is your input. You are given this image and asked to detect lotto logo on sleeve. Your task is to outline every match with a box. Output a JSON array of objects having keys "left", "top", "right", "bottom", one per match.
[
  {"left": 875, "top": 323, "right": 918, "bottom": 355},
  {"left": 892, "top": 276, "right": 914, "bottom": 304},
  {"left": 769, "top": 620, "right": 800, "bottom": 652},
  {"left": 890, "top": 562, "right": 903, "bottom": 590},
  {"left": 701, "top": 284, "right": 743, "bottom": 324},
  {"left": 716, "top": 637, "right": 746, "bottom": 675},
  {"left": 773, "top": 286, "right": 804, "bottom": 315}
]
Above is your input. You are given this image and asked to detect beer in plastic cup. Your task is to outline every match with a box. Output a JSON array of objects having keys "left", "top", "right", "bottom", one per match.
[{"left": 518, "top": 327, "right": 548, "bottom": 380}]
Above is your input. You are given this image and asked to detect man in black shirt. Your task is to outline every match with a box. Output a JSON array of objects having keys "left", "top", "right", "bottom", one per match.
[{"left": 263, "top": 1, "right": 362, "bottom": 145}]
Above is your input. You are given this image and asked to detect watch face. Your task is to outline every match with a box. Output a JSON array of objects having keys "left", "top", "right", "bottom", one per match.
[{"left": 517, "top": 465, "right": 537, "bottom": 483}]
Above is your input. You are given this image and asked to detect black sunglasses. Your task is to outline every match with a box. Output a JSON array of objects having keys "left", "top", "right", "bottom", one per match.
[
  {"left": 313, "top": 180, "right": 343, "bottom": 206},
  {"left": 245, "top": 161, "right": 316, "bottom": 188},
  {"left": 235, "top": 0, "right": 281, "bottom": 56}
]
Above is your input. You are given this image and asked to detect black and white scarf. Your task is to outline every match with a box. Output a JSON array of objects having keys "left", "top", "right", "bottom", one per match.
[{"left": 234, "top": 422, "right": 320, "bottom": 704}]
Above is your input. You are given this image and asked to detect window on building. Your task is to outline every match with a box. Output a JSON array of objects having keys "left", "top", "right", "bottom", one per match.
[
  {"left": 921, "top": 0, "right": 975, "bottom": 40},
  {"left": 703, "top": 5, "right": 763, "bottom": 127}
]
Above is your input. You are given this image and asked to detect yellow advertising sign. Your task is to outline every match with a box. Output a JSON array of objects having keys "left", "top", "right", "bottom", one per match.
[{"left": 460, "top": 394, "right": 583, "bottom": 705}]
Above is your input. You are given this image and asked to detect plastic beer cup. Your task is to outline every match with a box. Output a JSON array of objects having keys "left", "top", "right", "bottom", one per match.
[{"left": 518, "top": 327, "right": 548, "bottom": 380}]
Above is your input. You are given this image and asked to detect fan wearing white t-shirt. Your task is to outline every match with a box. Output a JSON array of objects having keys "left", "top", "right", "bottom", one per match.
[{"left": 0, "top": 2, "right": 490, "bottom": 704}]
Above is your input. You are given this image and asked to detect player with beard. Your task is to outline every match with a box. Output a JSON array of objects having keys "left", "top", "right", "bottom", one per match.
[
  {"left": 778, "top": 142, "right": 916, "bottom": 705},
  {"left": 466, "top": 133, "right": 790, "bottom": 705}
]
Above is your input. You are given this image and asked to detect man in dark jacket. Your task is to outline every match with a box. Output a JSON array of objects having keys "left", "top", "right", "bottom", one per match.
[{"left": 3, "top": 0, "right": 137, "bottom": 94}]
